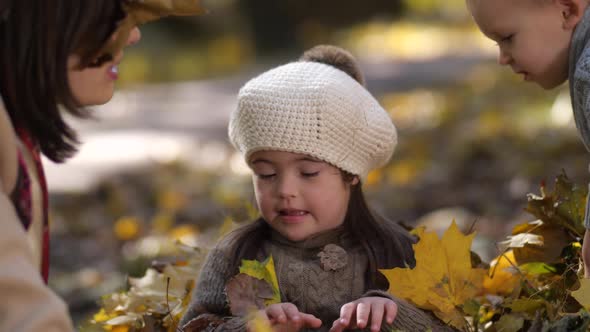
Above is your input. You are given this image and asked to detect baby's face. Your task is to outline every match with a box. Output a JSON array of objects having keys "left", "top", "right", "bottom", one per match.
[{"left": 468, "top": 0, "right": 579, "bottom": 89}]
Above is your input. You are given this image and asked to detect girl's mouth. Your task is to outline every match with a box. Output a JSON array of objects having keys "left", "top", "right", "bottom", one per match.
[{"left": 278, "top": 209, "right": 309, "bottom": 223}]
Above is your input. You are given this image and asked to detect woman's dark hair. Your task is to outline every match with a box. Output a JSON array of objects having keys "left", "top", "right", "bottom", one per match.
[{"left": 0, "top": 0, "right": 126, "bottom": 162}]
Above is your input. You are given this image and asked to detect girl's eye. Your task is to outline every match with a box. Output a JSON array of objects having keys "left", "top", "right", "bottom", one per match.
[
  {"left": 501, "top": 34, "right": 514, "bottom": 43},
  {"left": 257, "top": 173, "right": 275, "bottom": 179},
  {"left": 302, "top": 171, "right": 319, "bottom": 178}
]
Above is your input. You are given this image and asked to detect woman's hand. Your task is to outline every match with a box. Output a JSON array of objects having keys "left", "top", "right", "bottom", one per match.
[
  {"left": 248, "top": 302, "right": 322, "bottom": 332},
  {"left": 330, "top": 297, "right": 398, "bottom": 332}
]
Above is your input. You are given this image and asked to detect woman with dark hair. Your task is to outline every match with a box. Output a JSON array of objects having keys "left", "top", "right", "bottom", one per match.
[{"left": 0, "top": 1, "right": 202, "bottom": 331}]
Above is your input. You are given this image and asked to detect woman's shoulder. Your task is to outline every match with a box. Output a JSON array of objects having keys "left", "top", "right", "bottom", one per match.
[{"left": 0, "top": 95, "right": 18, "bottom": 196}]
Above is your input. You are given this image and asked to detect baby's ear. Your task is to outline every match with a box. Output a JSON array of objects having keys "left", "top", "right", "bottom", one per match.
[
  {"left": 351, "top": 176, "right": 359, "bottom": 186},
  {"left": 558, "top": 0, "right": 586, "bottom": 29}
]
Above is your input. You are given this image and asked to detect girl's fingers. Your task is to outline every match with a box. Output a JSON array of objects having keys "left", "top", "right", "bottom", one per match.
[
  {"left": 300, "top": 313, "right": 322, "bottom": 328},
  {"left": 385, "top": 300, "right": 398, "bottom": 324},
  {"left": 282, "top": 303, "right": 302, "bottom": 324},
  {"left": 338, "top": 302, "right": 356, "bottom": 326},
  {"left": 370, "top": 302, "right": 385, "bottom": 332},
  {"left": 330, "top": 319, "right": 346, "bottom": 332},
  {"left": 355, "top": 302, "right": 371, "bottom": 329},
  {"left": 266, "top": 305, "right": 287, "bottom": 323}
]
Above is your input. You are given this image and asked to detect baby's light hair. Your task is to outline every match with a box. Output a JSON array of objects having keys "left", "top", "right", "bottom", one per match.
[{"left": 466, "top": 0, "right": 551, "bottom": 11}]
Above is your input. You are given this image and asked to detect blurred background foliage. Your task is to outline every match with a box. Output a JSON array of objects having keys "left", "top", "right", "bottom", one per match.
[
  {"left": 118, "top": 0, "right": 476, "bottom": 84},
  {"left": 45, "top": 0, "right": 590, "bottom": 328}
]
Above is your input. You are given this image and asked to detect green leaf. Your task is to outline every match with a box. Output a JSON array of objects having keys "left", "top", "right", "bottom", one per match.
[
  {"left": 462, "top": 299, "right": 481, "bottom": 317},
  {"left": 519, "top": 262, "right": 557, "bottom": 275},
  {"left": 506, "top": 298, "right": 546, "bottom": 314},
  {"left": 494, "top": 314, "right": 524, "bottom": 332}
]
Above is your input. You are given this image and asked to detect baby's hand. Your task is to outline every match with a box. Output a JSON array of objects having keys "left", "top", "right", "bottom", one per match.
[
  {"left": 248, "top": 302, "right": 322, "bottom": 332},
  {"left": 330, "top": 297, "right": 398, "bottom": 332}
]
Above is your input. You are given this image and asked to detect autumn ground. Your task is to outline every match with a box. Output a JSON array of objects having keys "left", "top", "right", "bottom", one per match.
[{"left": 45, "top": 25, "right": 590, "bottom": 327}]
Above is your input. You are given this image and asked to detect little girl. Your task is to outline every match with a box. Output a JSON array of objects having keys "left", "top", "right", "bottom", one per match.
[{"left": 180, "top": 45, "right": 453, "bottom": 332}]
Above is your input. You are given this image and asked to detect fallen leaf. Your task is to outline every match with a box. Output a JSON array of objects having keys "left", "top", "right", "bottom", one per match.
[
  {"left": 511, "top": 224, "right": 570, "bottom": 264},
  {"left": 380, "top": 221, "right": 486, "bottom": 330},
  {"left": 525, "top": 172, "right": 587, "bottom": 237},
  {"left": 505, "top": 298, "right": 547, "bottom": 315},
  {"left": 499, "top": 233, "right": 544, "bottom": 250},
  {"left": 572, "top": 278, "right": 590, "bottom": 310},
  {"left": 494, "top": 314, "right": 524, "bottom": 332},
  {"left": 483, "top": 250, "right": 521, "bottom": 295}
]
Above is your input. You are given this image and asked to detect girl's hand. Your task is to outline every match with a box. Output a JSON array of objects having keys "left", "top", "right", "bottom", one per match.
[
  {"left": 248, "top": 302, "right": 322, "bottom": 332},
  {"left": 330, "top": 297, "right": 398, "bottom": 332}
]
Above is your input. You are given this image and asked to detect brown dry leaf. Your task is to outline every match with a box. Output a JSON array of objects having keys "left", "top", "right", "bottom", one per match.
[
  {"left": 225, "top": 274, "right": 274, "bottom": 317},
  {"left": 525, "top": 173, "right": 587, "bottom": 237},
  {"left": 510, "top": 223, "right": 570, "bottom": 264},
  {"left": 181, "top": 313, "right": 225, "bottom": 332}
]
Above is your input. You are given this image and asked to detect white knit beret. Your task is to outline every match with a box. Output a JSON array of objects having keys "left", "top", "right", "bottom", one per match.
[{"left": 228, "top": 61, "right": 397, "bottom": 181}]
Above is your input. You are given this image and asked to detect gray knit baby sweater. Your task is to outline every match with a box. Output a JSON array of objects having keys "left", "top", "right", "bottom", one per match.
[
  {"left": 179, "top": 227, "right": 456, "bottom": 332},
  {"left": 570, "top": 6, "right": 590, "bottom": 228}
]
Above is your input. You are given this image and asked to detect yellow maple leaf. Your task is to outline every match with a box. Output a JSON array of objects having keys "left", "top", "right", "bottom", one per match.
[
  {"left": 572, "top": 278, "right": 590, "bottom": 310},
  {"left": 248, "top": 311, "right": 274, "bottom": 332},
  {"left": 380, "top": 221, "right": 486, "bottom": 330},
  {"left": 483, "top": 250, "right": 520, "bottom": 295},
  {"left": 239, "top": 255, "right": 281, "bottom": 305}
]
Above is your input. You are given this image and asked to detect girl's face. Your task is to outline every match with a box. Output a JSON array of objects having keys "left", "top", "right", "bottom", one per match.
[
  {"left": 67, "top": 26, "right": 142, "bottom": 106},
  {"left": 469, "top": 0, "right": 580, "bottom": 89},
  {"left": 249, "top": 150, "right": 358, "bottom": 242}
]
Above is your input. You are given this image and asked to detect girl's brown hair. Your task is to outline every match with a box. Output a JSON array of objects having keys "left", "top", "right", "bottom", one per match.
[{"left": 0, "top": 0, "right": 126, "bottom": 162}]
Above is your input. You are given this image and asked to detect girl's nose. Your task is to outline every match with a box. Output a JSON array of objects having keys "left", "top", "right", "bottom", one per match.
[
  {"left": 127, "top": 27, "right": 141, "bottom": 46},
  {"left": 277, "top": 176, "right": 297, "bottom": 198}
]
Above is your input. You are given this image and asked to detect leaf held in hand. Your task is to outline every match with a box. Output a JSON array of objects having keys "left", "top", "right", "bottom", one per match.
[
  {"left": 225, "top": 274, "right": 274, "bottom": 316},
  {"left": 239, "top": 255, "right": 281, "bottom": 305}
]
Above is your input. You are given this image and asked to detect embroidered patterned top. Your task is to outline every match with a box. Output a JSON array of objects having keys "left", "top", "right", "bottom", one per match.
[{"left": 9, "top": 128, "right": 50, "bottom": 283}]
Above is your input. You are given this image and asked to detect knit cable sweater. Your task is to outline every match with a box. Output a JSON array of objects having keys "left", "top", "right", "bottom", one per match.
[{"left": 180, "top": 228, "right": 456, "bottom": 332}]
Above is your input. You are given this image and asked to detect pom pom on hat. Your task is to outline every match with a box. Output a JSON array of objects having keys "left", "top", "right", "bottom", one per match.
[{"left": 228, "top": 56, "right": 397, "bottom": 182}]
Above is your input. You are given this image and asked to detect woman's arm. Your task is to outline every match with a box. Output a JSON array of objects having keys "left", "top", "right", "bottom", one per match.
[
  {"left": 0, "top": 188, "right": 75, "bottom": 332},
  {"left": 0, "top": 98, "right": 18, "bottom": 194}
]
